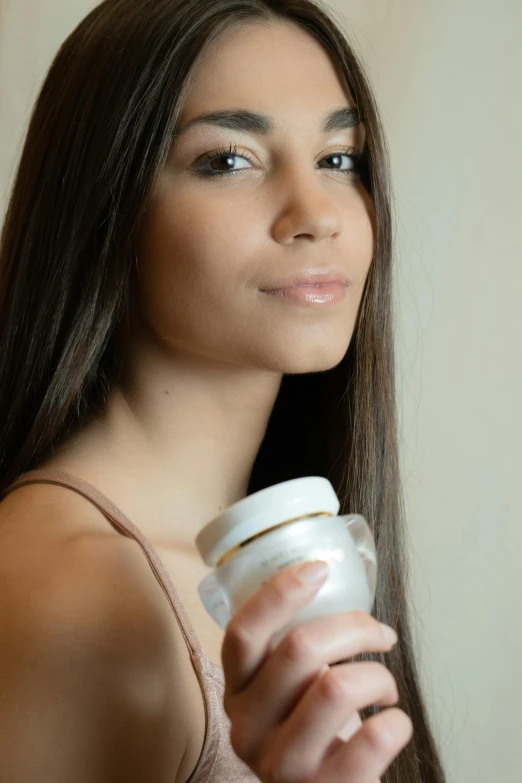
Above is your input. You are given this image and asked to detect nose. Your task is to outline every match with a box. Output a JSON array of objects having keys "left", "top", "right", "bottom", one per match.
[{"left": 270, "top": 166, "right": 344, "bottom": 245}]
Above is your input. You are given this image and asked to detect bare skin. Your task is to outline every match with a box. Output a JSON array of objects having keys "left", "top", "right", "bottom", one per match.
[{"left": 1, "top": 18, "right": 412, "bottom": 783}]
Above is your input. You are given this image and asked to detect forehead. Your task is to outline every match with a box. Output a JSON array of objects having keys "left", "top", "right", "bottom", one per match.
[{"left": 177, "top": 20, "right": 357, "bottom": 132}]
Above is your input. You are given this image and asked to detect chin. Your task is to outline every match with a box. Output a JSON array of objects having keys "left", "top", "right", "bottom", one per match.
[
  {"left": 258, "top": 341, "right": 350, "bottom": 375},
  {"left": 283, "top": 354, "right": 347, "bottom": 375}
]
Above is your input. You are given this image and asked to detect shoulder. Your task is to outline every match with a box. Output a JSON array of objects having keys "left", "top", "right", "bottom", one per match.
[
  {"left": 0, "top": 483, "right": 192, "bottom": 783},
  {"left": 0, "top": 480, "right": 166, "bottom": 643}
]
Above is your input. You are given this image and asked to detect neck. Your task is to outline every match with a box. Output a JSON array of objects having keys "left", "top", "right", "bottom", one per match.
[{"left": 44, "top": 335, "right": 283, "bottom": 555}]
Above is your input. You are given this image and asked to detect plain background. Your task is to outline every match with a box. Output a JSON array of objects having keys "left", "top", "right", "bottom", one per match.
[{"left": 1, "top": 1, "right": 520, "bottom": 781}]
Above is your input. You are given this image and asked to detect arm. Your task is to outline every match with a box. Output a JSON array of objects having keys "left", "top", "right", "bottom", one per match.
[{"left": 0, "top": 533, "right": 189, "bottom": 783}]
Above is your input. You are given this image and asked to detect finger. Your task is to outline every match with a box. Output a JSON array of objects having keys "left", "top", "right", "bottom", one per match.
[
  {"left": 256, "top": 662, "right": 398, "bottom": 780},
  {"left": 321, "top": 707, "right": 413, "bottom": 781},
  {"left": 234, "top": 611, "right": 397, "bottom": 733},
  {"left": 222, "top": 560, "right": 329, "bottom": 696},
  {"left": 318, "top": 665, "right": 363, "bottom": 742}
]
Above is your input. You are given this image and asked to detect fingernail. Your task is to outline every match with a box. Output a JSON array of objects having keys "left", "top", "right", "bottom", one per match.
[
  {"left": 297, "top": 560, "right": 329, "bottom": 586},
  {"left": 337, "top": 710, "right": 363, "bottom": 742},
  {"left": 379, "top": 623, "right": 398, "bottom": 645}
]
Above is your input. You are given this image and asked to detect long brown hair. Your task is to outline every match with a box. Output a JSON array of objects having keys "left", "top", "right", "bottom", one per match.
[{"left": 0, "top": 0, "right": 446, "bottom": 780}]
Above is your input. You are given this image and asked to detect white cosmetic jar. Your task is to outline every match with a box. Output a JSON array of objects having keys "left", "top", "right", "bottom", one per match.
[{"left": 196, "top": 477, "right": 377, "bottom": 647}]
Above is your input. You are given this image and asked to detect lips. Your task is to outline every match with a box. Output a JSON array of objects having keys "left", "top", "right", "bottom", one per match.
[
  {"left": 261, "top": 282, "right": 347, "bottom": 306},
  {"left": 260, "top": 268, "right": 349, "bottom": 292}
]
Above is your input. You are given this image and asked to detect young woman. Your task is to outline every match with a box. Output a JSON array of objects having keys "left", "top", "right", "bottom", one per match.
[{"left": 0, "top": 1, "right": 446, "bottom": 781}]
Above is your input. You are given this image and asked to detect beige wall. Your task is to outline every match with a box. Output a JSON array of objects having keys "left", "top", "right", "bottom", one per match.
[{"left": 1, "top": 1, "right": 520, "bottom": 781}]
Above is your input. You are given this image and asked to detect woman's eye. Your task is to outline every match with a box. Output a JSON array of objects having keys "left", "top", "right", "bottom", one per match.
[
  {"left": 195, "top": 144, "right": 252, "bottom": 177},
  {"left": 193, "top": 143, "right": 364, "bottom": 179}
]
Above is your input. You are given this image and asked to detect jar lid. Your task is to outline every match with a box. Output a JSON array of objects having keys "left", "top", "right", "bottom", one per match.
[{"left": 195, "top": 476, "right": 340, "bottom": 567}]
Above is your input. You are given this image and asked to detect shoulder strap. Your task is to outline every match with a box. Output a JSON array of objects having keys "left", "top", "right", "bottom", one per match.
[{"left": 3, "top": 468, "right": 205, "bottom": 661}]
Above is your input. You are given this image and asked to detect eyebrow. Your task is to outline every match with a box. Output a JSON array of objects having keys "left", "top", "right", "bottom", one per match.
[{"left": 173, "top": 106, "right": 361, "bottom": 138}]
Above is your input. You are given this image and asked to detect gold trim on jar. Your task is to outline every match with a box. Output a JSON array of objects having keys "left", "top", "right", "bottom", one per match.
[{"left": 216, "top": 511, "right": 333, "bottom": 567}]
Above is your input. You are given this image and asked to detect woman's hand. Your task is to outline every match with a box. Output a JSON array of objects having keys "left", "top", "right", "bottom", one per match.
[{"left": 222, "top": 560, "right": 413, "bottom": 782}]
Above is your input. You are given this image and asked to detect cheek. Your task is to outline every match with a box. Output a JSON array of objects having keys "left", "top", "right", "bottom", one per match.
[
  {"left": 135, "top": 190, "right": 255, "bottom": 341},
  {"left": 139, "top": 182, "right": 256, "bottom": 284},
  {"left": 345, "top": 191, "right": 375, "bottom": 288},
  {"left": 137, "top": 199, "right": 199, "bottom": 337},
  {"left": 140, "top": 198, "right": 205, "bottom": 287}
]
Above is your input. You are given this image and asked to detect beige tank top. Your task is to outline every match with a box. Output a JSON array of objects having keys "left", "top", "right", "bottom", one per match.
[{"left": 3, "top": 469, "right": 260, "bottom": 783}]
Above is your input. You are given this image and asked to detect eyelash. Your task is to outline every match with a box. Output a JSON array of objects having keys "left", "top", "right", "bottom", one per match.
[{"left": 193, "top": 142, "right": 366, "bottom": 179}]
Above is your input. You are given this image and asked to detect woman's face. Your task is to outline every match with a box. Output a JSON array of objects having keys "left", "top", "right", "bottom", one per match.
[{"left": 137, "top": 20, "right": 374, "bottom": 375}]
